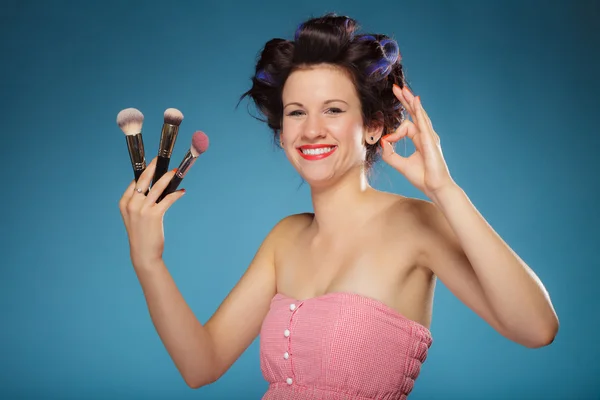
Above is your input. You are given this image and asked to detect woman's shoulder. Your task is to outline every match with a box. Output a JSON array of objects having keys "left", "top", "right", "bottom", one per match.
[
  {"left": 376, "top": 190, "right": 431, "bottom": 214},
  {"left": 270, "top": 212, "right": 314, "bottom": 237},
  {"left": 376, "top": 191, "right": 441, "bottom": 231}
]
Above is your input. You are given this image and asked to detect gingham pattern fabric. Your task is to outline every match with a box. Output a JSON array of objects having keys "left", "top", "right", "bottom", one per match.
[{"left": 260, "top": 292, "right": 433, "bottom": 400}]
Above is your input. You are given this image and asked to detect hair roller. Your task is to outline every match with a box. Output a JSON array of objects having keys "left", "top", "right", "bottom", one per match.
[
  {"left": 256, "top": 69, "right": 276, "bottom": 86},
  {"left": 379, "top": 39, "right": 400, "bottom": 64},
  {"left": 344, "top": 18, "right": 356, "bottom": 40},
  {"left": 356, "top": 34, "right": 376, "bottom": 42},
  {"left": 365, "top": 58, "right": 393, "bottom": 81},
  {"left": 294, "top": 23, "right": 304, "bottom": 41}
]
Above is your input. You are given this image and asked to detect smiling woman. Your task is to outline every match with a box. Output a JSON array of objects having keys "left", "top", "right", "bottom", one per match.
[
  {"left": 279, "top": 66, "right": 374, "bottom": 185},
  {"left": 119, "top": 12, "right": 559, "bottom": 400}
]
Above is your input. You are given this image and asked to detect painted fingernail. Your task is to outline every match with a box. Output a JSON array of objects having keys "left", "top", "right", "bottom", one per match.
[
  {"left": 404, "top": 86, "right": 413, "bottom": 96},
  {"left": 380, "top": 134, "right": 391, "bottom": 147},
  {"left": 382, "top": 140, "right": 393, "bottom": 154}
]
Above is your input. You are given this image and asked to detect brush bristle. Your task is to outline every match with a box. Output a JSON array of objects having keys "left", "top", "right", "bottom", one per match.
[
  {"left": 164, "top": 108, "right": 184, "bottom": 126},
  {"left": 117, "top": 108, "right": 144, "bottom": 135},
  {"left": 190, "top": 131, "right": 209, "bottom": 157}
]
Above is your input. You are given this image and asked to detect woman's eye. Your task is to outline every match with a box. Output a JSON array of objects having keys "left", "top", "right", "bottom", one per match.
[
  {"left": 287, "top": 110, "right": 305, "bottom": 117},
  {"left": 326, "top": 108, "right": 344, "bottom": 114}
]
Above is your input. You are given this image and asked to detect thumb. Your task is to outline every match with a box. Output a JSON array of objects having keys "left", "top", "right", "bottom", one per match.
[{"left": 381, "top": 139, "right": 410, "bottom": 174}]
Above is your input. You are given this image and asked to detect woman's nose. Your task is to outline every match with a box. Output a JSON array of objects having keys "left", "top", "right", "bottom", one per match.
[{"left": 302, "top": 115, "right": 326, "bottom": 140}]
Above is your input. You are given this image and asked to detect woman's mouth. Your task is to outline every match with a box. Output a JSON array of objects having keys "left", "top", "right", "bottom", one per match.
[{"left": 297, "top": 145, "right": 338, "bottom": 160}]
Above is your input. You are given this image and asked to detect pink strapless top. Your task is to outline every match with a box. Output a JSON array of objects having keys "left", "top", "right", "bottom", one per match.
[{"left": 260, "top": 292, "right": 433, "bottom": 400}]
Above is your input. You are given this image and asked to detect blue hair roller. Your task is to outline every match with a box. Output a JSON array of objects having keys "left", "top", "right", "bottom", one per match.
[
  {"left": 294, "top": 23, "right": 304, "bottom": 41},
  {"left": 256, "top": 69, "right": 275, "bottom": 85},
  {"left": 344, "top": 18, "right": 355, "bottom": 40},
  {"left": 365, "top": 58, "right": 393, "bottom": 80},
  {"left": 357, "top": 34, "right": 377, "bottom": 42},
  {"left": 379, "top": 39, "right": 400, "bottom": 64}
]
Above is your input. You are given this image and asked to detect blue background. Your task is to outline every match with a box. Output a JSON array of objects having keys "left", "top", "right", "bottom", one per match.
[{"left": 1, "top": 0, "right": 598, "bottom": 398}]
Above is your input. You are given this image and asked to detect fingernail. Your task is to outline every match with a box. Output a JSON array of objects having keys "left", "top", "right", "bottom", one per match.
[
  {"left": 380, "top": 134, "right": 391, "bottom": 147},
  {"left": 381, "top": 140, "right": 391, "bottom": 155},
  {"left": 404, "top": 86, "right": 413, "bottom": 96}
]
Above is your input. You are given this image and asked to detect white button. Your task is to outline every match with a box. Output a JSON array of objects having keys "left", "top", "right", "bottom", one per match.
[
  {"left": 286, "top": 378, "right": 293, "bottom": 385},
  {"left": 289, "top": 303, "right": 296, "bottom": 311},
  {"left": 284, "top": 329, "right": 290, "bottom": 337},
  {"left": 283, "top": 352, "right": 289, "bottom": 359}
]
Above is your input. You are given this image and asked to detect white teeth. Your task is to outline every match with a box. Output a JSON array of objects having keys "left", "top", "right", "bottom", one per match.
[{"left": 301, "top": 147, "right": 334, "bottom": 155}]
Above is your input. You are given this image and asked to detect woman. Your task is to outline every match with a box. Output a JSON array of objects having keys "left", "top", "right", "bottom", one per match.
[{"left": 118, "top": 14, "right": 559, "bottom": 399}]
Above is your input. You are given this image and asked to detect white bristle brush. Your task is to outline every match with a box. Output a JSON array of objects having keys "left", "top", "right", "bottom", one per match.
[
  {"left": 117, "top": 108, "right": 146, "bottom": 181},
  {"left": 152, "top": 108, "right": 184, "bottom": 186}
]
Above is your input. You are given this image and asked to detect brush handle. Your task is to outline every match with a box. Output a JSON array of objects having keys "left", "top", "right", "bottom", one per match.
[
  {"left": 133, "top": 169, "right": 149, "bottom": 195},
  {"left": 134, "top": 168, "right": 144, "bottom": 182},
  {"left": 157, "top": 175, "right": 183, "bottom": 203},
  {"left": 126, "top": 133, "right": 146, "bottom": 183},
  {"left": 152, "top": 156, "right": 170, "bottom": 187}
]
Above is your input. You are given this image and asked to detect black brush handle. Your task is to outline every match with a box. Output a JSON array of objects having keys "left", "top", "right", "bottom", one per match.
[
  {"left": 157, "top": 175, "right": 183, "bottom": 203},
  {"left": 134, "top": 168, "right": 144, "bottom": 182},
  {"left": 152, "top": 156, "right": 170, "bottom": 187},
  {"left": 133, "top": 169, "right": 149, "bottom": 195}
]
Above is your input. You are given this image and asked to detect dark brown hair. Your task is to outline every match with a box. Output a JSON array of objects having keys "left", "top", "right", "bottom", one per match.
[{"left": 241, "top": 13, "right": 408, "bottom": 169}]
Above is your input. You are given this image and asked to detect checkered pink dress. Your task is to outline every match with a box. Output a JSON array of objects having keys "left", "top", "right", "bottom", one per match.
[{"left": 260, "top": 292, "right": 433, "bottom": 400}]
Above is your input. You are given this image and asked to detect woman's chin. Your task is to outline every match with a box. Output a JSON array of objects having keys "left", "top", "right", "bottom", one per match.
[{"left": 298, "top": 169, "right": 338, "bottom": 188}]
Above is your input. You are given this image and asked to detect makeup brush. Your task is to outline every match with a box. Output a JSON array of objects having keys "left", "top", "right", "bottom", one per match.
[
  {"left": 152, "top": 108, "right": 184, "bottom": 187},
  {"left": 157, "top": 131, "right": 209, "bottom": 202},
  {"left": 117, "top": 108, "right": 146, "bottom": 182}
]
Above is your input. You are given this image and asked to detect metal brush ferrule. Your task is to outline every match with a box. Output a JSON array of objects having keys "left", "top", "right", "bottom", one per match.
[
  {"left": 158, "top": 124, "right": 180, "bottom": 158},
  {"left": 125, "top": 133, "right": 146, "bottom": 171},
  {"left": 175, "top": 150, "right": 198, "bottom": 179}
]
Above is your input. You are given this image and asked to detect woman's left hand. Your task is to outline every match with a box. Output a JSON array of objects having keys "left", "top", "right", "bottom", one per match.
[{"left": 380, "top": 84, "right": 456, "bottom": 201}]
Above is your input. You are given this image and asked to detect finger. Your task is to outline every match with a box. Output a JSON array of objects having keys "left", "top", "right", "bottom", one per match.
[
  {"left": 381, "top": 140, "right": 411, "bottom": 173},
  {"left": 382, "top": 119, "right": 419, "bottom": 143},
  {"left": 138, "top": 157, "right": 158, "bottom": 188},
  {"left": 382, "top": 120, "right": 425, "bottom": 156},
  {"left": 413, "top": 96, "right": 441, "bottom": 147},
  {"left": 130, "top": 157, "right": 157, "bottom": 203},
  {"left": 119, "top": 179, "right": 136, "bottom": 227},
  {"left": 393, "top": 84, "right": 418, "bottom": 123},
  {"left": 398, "top": 93, "right": 436, "bottom": 151},
  {"left": 144, "top": 168, "right": 178, "bottom": 206},
  {"left": 415, "top": 96, "right": 438, "bottom": 140},
  {"left": 120, "top": 179, "right": 137, "bottom": 209},
  {"left": 154, "top": 189, "right": 186, "bottom": 215},
  {"left": 398, "top": 86, "right": 430, "bottom": 138}
]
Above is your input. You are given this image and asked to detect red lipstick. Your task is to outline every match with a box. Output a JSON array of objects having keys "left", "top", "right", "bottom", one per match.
[{"left": 296, "top": 144, "right": 338, "bottom": 161}]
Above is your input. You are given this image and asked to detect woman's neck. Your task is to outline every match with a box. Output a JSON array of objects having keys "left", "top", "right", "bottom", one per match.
[{"left": 309, "top": 165, "right": 375, "bottom": 237}]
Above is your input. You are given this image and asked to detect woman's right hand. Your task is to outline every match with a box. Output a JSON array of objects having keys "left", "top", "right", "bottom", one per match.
[{"left": 118, "top": 157, "right": 186, "bottom": 269}]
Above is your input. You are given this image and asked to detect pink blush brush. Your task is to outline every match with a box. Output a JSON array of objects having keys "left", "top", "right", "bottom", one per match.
[{"left": 157, "top": 131, "right": 209, "bottom": 202}]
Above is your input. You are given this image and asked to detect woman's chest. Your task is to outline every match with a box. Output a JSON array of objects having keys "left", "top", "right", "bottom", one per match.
[{"left": 274, "top": 224, "right": 422, "bottom": 302}]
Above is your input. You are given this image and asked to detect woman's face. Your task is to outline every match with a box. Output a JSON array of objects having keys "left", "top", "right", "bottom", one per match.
[{"left": 280, "top": 64, "right": 372, "bottom": 188}]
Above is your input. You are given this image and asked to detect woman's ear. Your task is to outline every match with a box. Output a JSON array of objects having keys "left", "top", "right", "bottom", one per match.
[{"left": 365, "top": 111, "right": 385, "bottom": 145}]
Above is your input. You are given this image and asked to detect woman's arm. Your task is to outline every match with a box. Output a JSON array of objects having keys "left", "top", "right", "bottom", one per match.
[
  {"left": 420, "top": 185, "right": 559, "bottom": 348},
  {"left": 134, "top": 215, "right": 301, "bottom": 388}
]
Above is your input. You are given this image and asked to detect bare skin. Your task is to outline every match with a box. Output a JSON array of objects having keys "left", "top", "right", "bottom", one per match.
[{"left": 119, "top": 64, "right": 559, "bottom": 389}]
